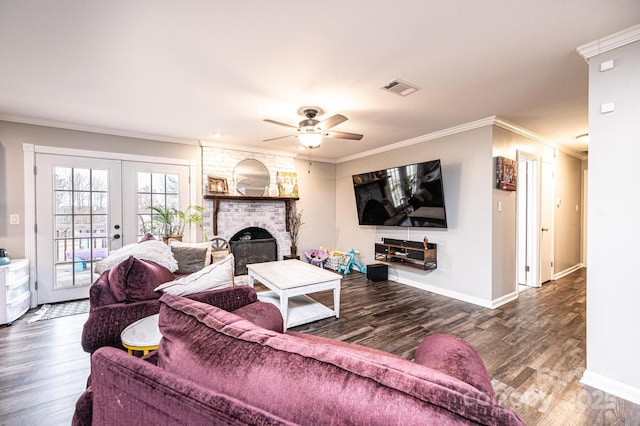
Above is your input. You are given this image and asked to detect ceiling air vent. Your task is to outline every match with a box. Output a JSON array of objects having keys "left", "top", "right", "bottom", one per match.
[{"left": 381, "top": 78, "right": 421, "bottom": 97}]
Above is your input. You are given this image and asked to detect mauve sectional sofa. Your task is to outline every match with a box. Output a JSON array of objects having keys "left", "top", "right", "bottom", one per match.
[
  {"left": 81, "top": 256, "right": 236, "bottom": 354},
  {"left": 74, "top": 289, "right": 523, "bottom": 425}
]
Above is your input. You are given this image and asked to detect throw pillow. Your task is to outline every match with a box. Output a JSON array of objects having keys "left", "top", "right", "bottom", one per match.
[
  {"left": 168, "top": 240, "right": 212, "bottom": 267},
  {"left": 154, "top": 254, "right": 234, "bottom": 296},
  {"left": 108, "top": 256, "right": 175, "bottom": 303},
  {"left": 170, "top": 246, "right": 209, "bottom": 274}
]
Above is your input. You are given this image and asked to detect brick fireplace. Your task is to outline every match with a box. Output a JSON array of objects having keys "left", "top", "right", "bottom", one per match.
[
  {"left": 200, "top": 145, "right": 299, "bottom": 271},
  {"left": 204, "top": 196, "right": 294, "bottom": 263}
]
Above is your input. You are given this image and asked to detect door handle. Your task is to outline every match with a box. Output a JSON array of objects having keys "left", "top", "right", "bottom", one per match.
[{"left": 541, "top": 228, "right": 549, "bottom": 232}]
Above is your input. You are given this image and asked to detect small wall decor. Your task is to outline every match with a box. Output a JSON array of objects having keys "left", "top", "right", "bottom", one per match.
[
  {"left": 208, "top": 176, "right": 228, "bottom": 193},
  {"left": 495, "top": 156, "right": 517, "bottom": 191},
  {"left": 277, "top": 171, "right": 299, "bottom": 197}
]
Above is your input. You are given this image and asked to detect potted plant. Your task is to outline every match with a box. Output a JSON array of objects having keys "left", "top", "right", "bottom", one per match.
[
  {"left": 151, "top": 205, "right": 206, "bottom": 243},
  {"left": 288, "top": 209, "right": 304, "bottom": 257}
]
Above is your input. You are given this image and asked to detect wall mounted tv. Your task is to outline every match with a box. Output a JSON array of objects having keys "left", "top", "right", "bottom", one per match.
[{"left": 352, "top": 159, "right": 447, "bottom": 228}]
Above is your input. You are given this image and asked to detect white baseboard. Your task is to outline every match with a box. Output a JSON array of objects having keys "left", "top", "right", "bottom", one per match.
[
  {"left": 581, "top": 369, "right": 640, "bottom": 406},
  {"left": 490, "top": 291, "right": 519, "bottom": 308},
  {"left": 393, "top": 277, "right": 503, "bottom": 309},
  {"left": 553, "top": 263, "right": 584, "bottom": 280}
]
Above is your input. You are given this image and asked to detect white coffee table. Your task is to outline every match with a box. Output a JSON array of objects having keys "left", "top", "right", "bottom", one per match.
[
  {"left": 120, "top": 313, "right": 161, "bottom": 355},
  {"left": 247, "top": 259, "right": 342, "bottom": 331}
]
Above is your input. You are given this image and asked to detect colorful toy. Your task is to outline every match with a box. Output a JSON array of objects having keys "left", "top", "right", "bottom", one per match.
[{"left": 337, "top": 249, "right": 367, "bottom": 274}]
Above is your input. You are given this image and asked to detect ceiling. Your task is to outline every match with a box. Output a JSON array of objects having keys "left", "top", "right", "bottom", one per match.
[{"left": 1, "top": 1, "right": 639, "bottom": 161}]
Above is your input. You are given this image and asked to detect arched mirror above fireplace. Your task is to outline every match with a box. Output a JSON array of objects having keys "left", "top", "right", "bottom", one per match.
[{"left": 233, "top": 159, "right": 270, "bottom": 196}]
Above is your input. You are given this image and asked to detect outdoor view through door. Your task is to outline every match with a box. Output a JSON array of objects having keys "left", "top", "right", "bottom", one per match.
[
  {"left": 136, "top": 172, "right": 180, "bottom": 240},
  {"left": 36, "top": 153, "right": 191, "bottom": 304},
  {"left": 53, "top": 166, "right": 111, "bottom": 289}
]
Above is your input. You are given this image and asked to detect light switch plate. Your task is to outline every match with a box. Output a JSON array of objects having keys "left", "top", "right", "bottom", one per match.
[
  {"left": 9, "top": 214, "right": 20, "bottom": 225},
  {"left": 601, "top": 102, "right": 616, "bottom": 114}
]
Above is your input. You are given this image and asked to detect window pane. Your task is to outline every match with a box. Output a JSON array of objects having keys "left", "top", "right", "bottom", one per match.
[
  {"left": 74, "top": 169, "right": 91, "bottom": 191},
  {"left": 138, "top": 214, "right": 153, "bottom": 235},
  {"left": 166, "top": 174, "right": 178, "bottom": 193},
  {"left": 138, "top": 172, "right": 151, "bottom": 192},
  {"left": 54, "top": 263, "right": 73, "bottom": 289},
  {"left": 137, "top": 193, "right": 151, "bottom": 214},
  {"left": 151, "top": 173, "right": 165, "bottom": 193},
  {"left": 55, "top": 191, "right": 72, "bottom": 214},
  {"left": 166, "top": 195, "right": 179, "bottom": 210},
  {"left": 54, "top": 167, "right": 72, "bottom": 190},
  {"left": 55, "top": 215, "right": 72, "bottom": 238},
  {"left": 92, "top": 169, "right": 108, "bottom": 191},
  {"left": 73, "top": 192, "right": 91, "bottom": 214},
  {"left": 92, "top": 192, "right": 108, "bottom": 214},
  {"left": 151, "top": 194, "right": 165, "bottom": 209}
]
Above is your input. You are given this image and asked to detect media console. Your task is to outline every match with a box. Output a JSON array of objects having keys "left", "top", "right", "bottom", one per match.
[{"left": 374, "top": 238, "right": 437, "bottom": 271}]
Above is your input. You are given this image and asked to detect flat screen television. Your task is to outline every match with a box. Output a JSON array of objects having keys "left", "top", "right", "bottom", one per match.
[{"left": 352, "top": 159, "right": 447, "bottom": 228}]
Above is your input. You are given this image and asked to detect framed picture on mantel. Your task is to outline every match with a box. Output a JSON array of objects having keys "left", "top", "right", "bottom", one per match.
[
  {"left": 277, "top": 172, "right": 298, "bottom": 197},
  {"left": 208, "top": 176, "right": 228, "bottom": 194}
]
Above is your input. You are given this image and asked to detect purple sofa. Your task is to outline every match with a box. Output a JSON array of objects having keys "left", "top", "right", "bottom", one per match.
[
  {"left": 81, "top": 260, "right": 239, "bottom": 354},
  {"left": 74, "top": 291, "right": 523, "bottom": 425}
]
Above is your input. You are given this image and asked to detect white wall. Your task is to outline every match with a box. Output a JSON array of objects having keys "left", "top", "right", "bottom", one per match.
[
  {"left": 0, "top": 121, "right": 200, "bottom": 258},
  {"left": 336, "top": 126, "right": 496, "bottom": 305},
  {"left": 583, "top": 39, "right": 640, "bottom": 404}
]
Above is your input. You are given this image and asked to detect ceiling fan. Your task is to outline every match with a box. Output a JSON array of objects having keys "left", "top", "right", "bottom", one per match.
[{"left": 264, "top": 107, "right": 363, "bottom": 149}]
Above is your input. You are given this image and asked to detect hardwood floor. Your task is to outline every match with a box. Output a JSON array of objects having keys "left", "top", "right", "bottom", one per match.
[{"left": 1, "top": 268, "right": 638, "bottom": 425}]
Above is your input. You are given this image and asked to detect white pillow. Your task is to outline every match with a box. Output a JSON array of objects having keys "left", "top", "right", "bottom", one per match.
[
  {"left": 155, "top": 254, "right": 234, "bottom": 296},
  {"left": 95, "top": 240, "right": 178, "bottom": 274},
  {"left": 168, "top": 239, "right": 212, "bottom": 266}
]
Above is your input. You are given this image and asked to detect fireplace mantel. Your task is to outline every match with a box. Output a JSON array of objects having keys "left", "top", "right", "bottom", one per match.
[{"left": 204, "top": 194, "right": 299, "bottom": 235}]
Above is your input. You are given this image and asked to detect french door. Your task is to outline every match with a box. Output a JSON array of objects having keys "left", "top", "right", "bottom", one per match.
[
  {"left": 35, "top": 154, "right": 191, "bottom": 304},
  {"left": 36, "top": 155, "right": 123, "bottom": 304}
]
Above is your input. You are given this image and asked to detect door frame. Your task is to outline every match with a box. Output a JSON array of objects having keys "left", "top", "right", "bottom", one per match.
[
  {"left": 516, "top": 150, "right": 540, "bottom": 289},
  {"left": 23, "top": 144, "right": 197, "bottom": 308}
]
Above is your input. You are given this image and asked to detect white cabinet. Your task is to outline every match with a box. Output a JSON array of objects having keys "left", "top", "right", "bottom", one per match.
[{"left": 0, "top": 259, "right": 31, "bottom": 325}]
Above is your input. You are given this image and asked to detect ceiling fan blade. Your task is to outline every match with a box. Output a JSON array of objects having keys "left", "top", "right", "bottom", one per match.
[
  {"left": 263, "top": 134, "right": 294, "bottom": 142},
  {"left": 264, "top": 119, "right": 298, "bottom": 129},
  {"left": 320, "top": 114, "right": 348, "bottom": 130},
  {"left": 325, "top": 131, "right": 364, "bottom": 141}
]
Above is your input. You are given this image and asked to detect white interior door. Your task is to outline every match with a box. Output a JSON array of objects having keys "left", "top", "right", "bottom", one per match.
[
  {"left": 35, "top": 154, "right": 123, "bottom": 304},
  {"left": 540, "top": 160, "right": 554, "bottom": 283}
]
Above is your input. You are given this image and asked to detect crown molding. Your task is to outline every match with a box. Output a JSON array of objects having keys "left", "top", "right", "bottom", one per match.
[
  {"left": 336, "top": 116, "right": 587, "bottom": 163},
  {"left": 0, "top": 113, "right": 199, "bottom": 145},
  {"left": 577, "top": 24, "right": 640, "bottom": 61},
  {"left": 336, "top": 117, "right": 497, "bottom": 163},
  {"left": 199, "top": 140, "right": 300, "bottom": 159}
]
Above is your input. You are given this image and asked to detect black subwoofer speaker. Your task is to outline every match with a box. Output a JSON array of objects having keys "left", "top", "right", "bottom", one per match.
[{"left": 366, "top": 264, "right": 388, "bottom": 282}]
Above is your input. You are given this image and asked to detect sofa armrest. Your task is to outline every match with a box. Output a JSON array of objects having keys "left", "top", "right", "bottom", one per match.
[
  {"left": 86, "top": 347, "right": 293, "bottom": 425},
  {"left": 88, "top": 272, "right": 118, "bottom": 308},
  {"left": 186, "top": 285, "right": 258, "bottom": 312},
  {"left": 414, "top": 334, "right": 495, "bottom": 399},
  {"left": 81, "top": 301, "right": 161, "bottom": 353}
]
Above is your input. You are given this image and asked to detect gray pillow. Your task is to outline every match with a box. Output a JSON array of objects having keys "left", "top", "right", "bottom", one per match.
[{"left": 171, "top": 246, "right": 209, "bottom": 274}]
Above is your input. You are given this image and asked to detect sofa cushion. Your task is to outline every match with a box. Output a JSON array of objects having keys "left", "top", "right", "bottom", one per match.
[
  {"left": 157, "top": 295, "right": 522, "bottom": 425},
  {"left": 108, "top": 256, "right": 174, "bottom": 303},
  {"left": 154, "top": 254, "right": 234, "bottom": 296}
]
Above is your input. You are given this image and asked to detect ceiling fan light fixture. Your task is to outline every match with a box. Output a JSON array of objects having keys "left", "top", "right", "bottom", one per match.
[{"left": 298, "top": 127, "right": 323, "bottom": 148}]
